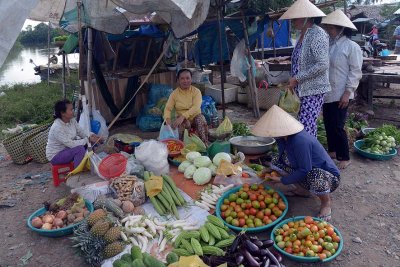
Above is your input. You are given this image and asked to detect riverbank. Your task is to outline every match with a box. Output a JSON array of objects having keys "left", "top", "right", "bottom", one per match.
[{"left": 0, "top": 81, "right": 74, "bottom": 140}]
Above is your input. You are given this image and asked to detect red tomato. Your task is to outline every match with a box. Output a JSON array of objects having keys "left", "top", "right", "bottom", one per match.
[
  {"left": 326, "top": 227, "right": 335, "bottom": 236},
  {"left": 257, "top": 195, "right": 265, "bottom": 201},
  {"left": 229, "top": 202, "right": 236, "bottom": 207},
  {"left": 304, "top": 216, "right": 314, "bottom": 224},
  {"left": 310, "top": 225, "right": 319, "bottom": 233},
  {"left": 264, "top": 208, "right": 272, "bottom": 216},
  {"left": 244, "top": 210, "right": 250, "bottom": 215},
  {"left": 256, "top": 211, "right": 264, "bottom": 219},
  {"left": 239, "top": 218, "right": 245, "bottom": 227},
  {"left": 221, "top": 212, "right": 226, "bottom": 218},
  {"left": 249, "top": 194, "right": 257, "bottom": 201},
  {"left": 234, "top": 206, "right": 242, "bottom": 213},
  {"left": 270, "top": 215, "right": 277, "bottom": 221},
  {"left": 249, "top": 208, "right": 257, "bottom": 216}
]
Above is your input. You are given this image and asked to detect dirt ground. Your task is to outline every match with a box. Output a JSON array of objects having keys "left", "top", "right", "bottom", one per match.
[{"left": 1, "top": 96, "right": 400, "bottom": 267}]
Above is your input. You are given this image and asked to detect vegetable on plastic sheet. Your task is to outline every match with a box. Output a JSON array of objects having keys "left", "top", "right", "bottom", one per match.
[
  {"left": 178, "top": 161, "right": 192, "bottom": 173},
  {"left": 186, "top": 151, "right": 202, "bottom": 163},
  {"left": 184, "top": 165, "right": 197, "bottom": 179},
  {"left": 193, "top": 156, "right": 212, "bottom": 168},
  {"left": 193, "top": 167, "right": 212, "bottom": 185},
  {"left": 135, "top": 140, "right": 169, "bottom": 175},
  {"left": 213, "top": 152, "right": 232, "bottom": 166}
]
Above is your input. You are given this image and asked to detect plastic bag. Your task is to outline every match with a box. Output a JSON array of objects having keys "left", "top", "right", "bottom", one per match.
[
  {"left": 125, "top": 156, "right": 145, "bottom": 179},
  {"left": 135, "top": 140, "right": 169, "bottom": 175},
  {"left": 92, "top": 109, "right": 109, "bottom": 139},
  {"left": 201, "top": 96, "right": 218, "bottom": 125},
  {"left": 137, "top": 114, "right": 163, "bottom": 132},
  {"left": 184, "top": 129, "right": 207, "bottom": 153},
  {"left": 216, "top": 116, "right": 233, "bottom": 135},
  {"left": 158, "top": 121, "right": 179, "bottom": 140},
  {"left": 90, "top": 120, "right": 101, "bottom": 134},
  {"left": 110, "top": 175, "right": 146, "bottom": 206},
  {"left": 279, "top": 89, "right": 301, "bottom": 114},
  {"left": 230, "top": 39, "right": 256, "bottom": 82},
  {"left": 148, "top": 83, "right": 173, "bottom": 106},
  {"left": 78, "top": 95, "right": 91, "bottom": 137}
]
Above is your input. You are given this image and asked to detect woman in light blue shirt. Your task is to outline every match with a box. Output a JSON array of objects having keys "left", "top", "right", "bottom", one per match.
[{"left": 321, "top": 10, "right": 363, "bottom": 169}]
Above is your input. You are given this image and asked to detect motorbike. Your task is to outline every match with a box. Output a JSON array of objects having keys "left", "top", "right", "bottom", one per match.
[{"left": 361, "top": 35, "right": 387, "bottom": 58}]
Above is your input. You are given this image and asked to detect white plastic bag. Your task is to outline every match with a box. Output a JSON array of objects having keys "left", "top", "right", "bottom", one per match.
[
  {"left": 78, "top": 95, "right": 91, "bottom": 137},
  {"left": 135, "top": 140, "right": 169, "bottom": 175},
  {"left": 92, "top": 109, "right": 109, "bottom": 139},
  {"left": 230, "top": 39, "right": 256, "bottom": 82},
  {"left": 158, "top": 121, "right": 179, "bottom": 140}
]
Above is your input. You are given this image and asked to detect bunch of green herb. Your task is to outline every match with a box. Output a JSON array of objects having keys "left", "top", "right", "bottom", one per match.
[
  {"left": 232, "top": 122, "right": 251, "bottom": 136},
  {"left": 367, "top": 124, "right": 400, "bottom": 144}
]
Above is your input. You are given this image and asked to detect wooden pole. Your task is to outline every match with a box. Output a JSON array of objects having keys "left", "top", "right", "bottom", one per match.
[
  {"left": 62, "top": 52, "right": 66, "bottom": 98},
  {"left": 76, "top": 1, "right": 84, "bottom": 122},
  {"left": 47, "top": 21, "right": 51, "bottom": 85},
  {"left": 261, "top": 26, "right": 265, "bottom": 61},
  {"left": 241, "top": 10, "right": 260, "bottom": 118},
  {"left": 87, "top": 27, "right": 93, "bottom": 116},
  {"left": 216, "top": 0, "right": 226, "bottom": 119},
  {"left": 184, "top": 41, "right": 188, "bottom": 68}
]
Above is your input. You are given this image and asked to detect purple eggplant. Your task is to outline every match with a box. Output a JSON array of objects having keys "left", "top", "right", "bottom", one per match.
[
  {"left": 244, "top": 239, "right": 260, "bottom": 255},
  {"left": 241, "top": 247, "right": 260, "bottom": 267},
  {"left": 260, "top": 249, "right": 269, "bottom": 257},
  {"left": 270, "top": 249, "right": 283, "bottom": 263},
  {"left": 266, "top": 249, "right": 281, "bottom": 267},
  {"left": 228, "top": 232, "right": 244, "bottom": 254},
  {"left": 252, "top": 239, "right": 264, "bottom": 247},
  {"left": 262, "top": 239, "right": 274, "bottom": 248},
  {"left": 235, "top": 253, "right": 244, "bottom": 265},
  {"left": 262, "top": 258, "right": 271, "bottom": 267}
]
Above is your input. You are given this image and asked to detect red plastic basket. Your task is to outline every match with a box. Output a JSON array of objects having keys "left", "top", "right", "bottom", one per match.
[
  {"left": 98, "top": 154, "right": 127, "bottom": 179},
  {"left": 161, "top": 139, "right": 185, "bottom": 157}
]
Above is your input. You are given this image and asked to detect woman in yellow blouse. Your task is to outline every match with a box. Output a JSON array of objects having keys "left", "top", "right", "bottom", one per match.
[{"left": 164, "top": 69, "right": 209, "bottom": 144}]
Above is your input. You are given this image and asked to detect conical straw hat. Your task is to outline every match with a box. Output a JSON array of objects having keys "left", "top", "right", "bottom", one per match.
[
  {"left": 280, "top": 0, "right": 326, "bottom": 20},
  {"left": 394, "top": 8, "right": 400, "bottom": 15},
  {"left": 251, "top": 105, "right": 304, "bottom": 138},
  {"left": 321, "top": 9, "right": 357, "bottom": 30}
]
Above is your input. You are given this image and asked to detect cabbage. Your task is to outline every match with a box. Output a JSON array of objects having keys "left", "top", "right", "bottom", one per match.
[
  {"left": 208, "top": 164, "right": 217, "bottom": 176},
  {"left": 186, "top": 151, "right": 202, "bottom": 163},
  {"left": 193, "top": 156, "right": 212, "bottom": 168},
  {"left": 184, "top": 165, "right": 197, "bottom": 179},
  {"left": 193, "top": 167, "right": 212, "bottom": 185},
  {"left": 213, "top": 152, "right": 232, "bottom": 166},
  {"left": 178, "top": 161, "right": 192, "bottom": 173}
]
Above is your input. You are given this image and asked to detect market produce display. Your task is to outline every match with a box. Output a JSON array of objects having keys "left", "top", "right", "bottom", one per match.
[
  {"left": 178, "top": 152, "right": 223, "bottom": 184},
  {"left": 365, "top": 124, "right": 400, "bottom": 145},
  {"left": 271, "top": 216, "right": 342, "bottom": 263},
  {"left": 201, "top": 231, "right": 283, "bottom": 267},
  {"left": 217, "top": 184, "right": 288, "bottom": 231},
  {"left": 71, "top": 208, "right": 125, "bottom": 265},
  {"left": 31, "top": 193, "right": 90, "bottom": 230},
  {"left": 144, "top": 171, "right": 186, "bottom": 219},
  {"left": 361, "top": 132, "right": 396, "bottom": 155},
  {"left": 112, "top": 246, "right": 167, "bottom": 267},
  {"left": 161, "top": 139, "right": 185, "bottom": 157},
  {"left": 110, "top": 174, "right": 146, "bottom": 206},
  {"left": 232, "top": 122, "right": 251, "bottom": 137}
]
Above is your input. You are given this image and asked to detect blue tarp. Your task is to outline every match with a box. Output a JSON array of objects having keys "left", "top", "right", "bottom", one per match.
[{"left": 258, "top": 20, "right": 292, "bottom": 48}]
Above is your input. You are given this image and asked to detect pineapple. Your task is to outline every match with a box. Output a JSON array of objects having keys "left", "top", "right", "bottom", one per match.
[
  {"left": 104, "top": 227, "right": 121, "bottom": 243},
  {"left": 90, "top": 220, "right": 110, "bottom": 237},
  {"left": 87, "top": 209, "right": 107, "bottom": 226},
  {"left": 103, "top": 242, "right": 124, "bottom": 258}
]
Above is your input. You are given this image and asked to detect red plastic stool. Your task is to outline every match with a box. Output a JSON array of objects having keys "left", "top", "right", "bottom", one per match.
[{"left": 51, "top": 162, "right": 74, "bottom": 187}]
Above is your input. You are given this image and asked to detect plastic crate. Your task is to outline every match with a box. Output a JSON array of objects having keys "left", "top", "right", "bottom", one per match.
[{"left": 205, "top": 83, "right": 238, "bottom": 104}]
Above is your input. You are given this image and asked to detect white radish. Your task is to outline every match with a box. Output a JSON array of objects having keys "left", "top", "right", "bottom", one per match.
[
  {"left": 144, "top": 219, "right": 157, "bottom": 235},
  {"left": 120, "top": 231, "right": 128, "bottom": 242},
  {"left": 182, "top": 225, "right": 200, "bottom": 231},
  {"left": 173, "top": 221, "right": 191, "bottom": 228},
  {"left": 159, "top": 237, "right": 168, "bottom": 253},
  {"left": 154, "top": 225, "right": 166, "bottom": 231},
  {"left": 201, "top": 200, "right": 216, "bottom": 209},
  {"left": 212, "top": 185, "right": 221, "bottom": 191},
  {"left": 158, "top": 231, "right": 164, "bottom": 246},
  {"left": 195, "top": 201, "right": 210, "bottom": 211},
  {"left": 201, "top": 195, "right": 216, "bottom": 205},
  {"left": 130, "top": 237, "right": 139, "bottom": 246},
  {"left": 142, "top": 230, "right": 154, "bottom": 239},
  {"left": 125, "top": 226, "right": 146, "bottom": 234},
  {"left": 154, "top": 218, "right": 168, "bottom": 226},
  {"left": 137, "top": 235, "right": 148, "bottom": 252},
  {"left": 169, "top": 228, "right": 181, "bottom": 235}
]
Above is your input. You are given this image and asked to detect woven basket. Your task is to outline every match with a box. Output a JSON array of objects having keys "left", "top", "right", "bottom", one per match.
[
  {"left": 2, "top": 124, "right": 50, "bottom": 164},
  {"left": 24, "top": 127, "right": 51, "bottom": 164},
  {"left": 248, "top": 83, "right": 283, "bottom": 110}
]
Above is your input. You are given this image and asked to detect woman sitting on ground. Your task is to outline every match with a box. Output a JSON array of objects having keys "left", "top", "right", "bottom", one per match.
[
  {"left": 163, "top": 69, "right": 209, "bottom": 144},
  {"left": 46, "top": 99, "right": 103, "bottom": 168},
  {"left": 252, "top": 105, "right": 340, "bottom": 222}
]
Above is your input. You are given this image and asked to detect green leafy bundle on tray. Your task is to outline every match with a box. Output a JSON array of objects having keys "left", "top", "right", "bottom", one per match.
[{"left": 362, "top": 132, "right": 397, "bottom": 155}]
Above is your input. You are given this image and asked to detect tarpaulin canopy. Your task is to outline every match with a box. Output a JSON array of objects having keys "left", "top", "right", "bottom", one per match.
[{"left": 0, "top": 0, "right": 210, "bottom": 68}]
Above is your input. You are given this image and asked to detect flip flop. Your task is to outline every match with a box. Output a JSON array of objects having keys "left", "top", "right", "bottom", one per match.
[
  {"left": 284, "top": 190, "right": 311, "bottom": 198},
  {"left": 317, "top": 208, "right": 332, "bottom": 222}
]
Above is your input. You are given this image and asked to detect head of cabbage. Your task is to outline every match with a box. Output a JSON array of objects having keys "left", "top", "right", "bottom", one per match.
[
  {"left": 193, "top": 156, "right": 212, "bottom": 168},
  {"left": 184, "top": 165, "right": 197, "bottom": 179},
  {"left": 178, "top": 161, "right": 192, "bottom": 173},
  {"left": 186, "top": 151, "right": 202, "bottom": 163},
  {"left": 213, "top": 152, "right": 232, "bottom": 166},
  {"left": 193, "top": 167, "right": 212, "bottom": 185}
]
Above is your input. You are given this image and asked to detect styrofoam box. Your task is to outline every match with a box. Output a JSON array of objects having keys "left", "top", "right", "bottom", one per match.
[{"left": 205, "top": 83, "right": 238, "bottom": 104}]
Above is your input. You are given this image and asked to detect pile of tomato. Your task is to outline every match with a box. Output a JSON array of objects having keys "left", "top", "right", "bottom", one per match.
[
  {"left": 220, "top": 183, "right": 287, "bottom": 228},
  {"left": 273, "top": 216, "right": 341, "bottom": 260}
]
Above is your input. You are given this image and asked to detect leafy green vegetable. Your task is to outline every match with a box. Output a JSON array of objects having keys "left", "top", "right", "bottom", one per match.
[
  {"left": 367, "top": 124, "right": 400, "bottom": 144},
  {"left": 232, "top": 122, "right": 251, "bottom": 136}
]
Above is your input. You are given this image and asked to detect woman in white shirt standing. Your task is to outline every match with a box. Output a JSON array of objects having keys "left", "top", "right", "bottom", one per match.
[
  {"left": 321, "top": 10, "right": 363, "bottom": 169},
  {"left": 46, "top": 100, "right": 102, "bottom": 168}
]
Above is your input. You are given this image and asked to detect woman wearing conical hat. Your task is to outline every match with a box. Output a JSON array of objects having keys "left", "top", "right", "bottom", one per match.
[
  {"left": 252, "top": 105, "right": 340, "bottom": 221},
  {"left": 280, "top": 0, "right": 330, "bottom": 137},
  {"left": 321, "top": 10, "right": 363, "bottom": 169}
]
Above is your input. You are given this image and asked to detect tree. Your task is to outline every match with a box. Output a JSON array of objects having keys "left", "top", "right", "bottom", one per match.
[{"left": 18, "top": 22, "right": 67, "bottom": 46}]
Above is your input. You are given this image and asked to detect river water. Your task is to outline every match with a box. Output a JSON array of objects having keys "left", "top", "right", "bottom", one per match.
[{"left": 0, "top": 45, "right": 79, "bottom": 87}]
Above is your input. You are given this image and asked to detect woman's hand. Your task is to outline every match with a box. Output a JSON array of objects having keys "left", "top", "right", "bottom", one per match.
[
  {"left": 339, "top": 91, "right": 351, "bottom": 109},
  {"left": 172, "top": 116, "right": 185, "bottom": 129},
  {"left": 89, "top": 134, "right": 103, "bottom": 144},
  {"left": 268, "top": 175, "right": 282, "bottom": 183},
  {"left": 165, "top": 118, "right": 172, "bottom": 125},
  {"left": 288, "top": 77, "right": 298, "bottom": 93}
]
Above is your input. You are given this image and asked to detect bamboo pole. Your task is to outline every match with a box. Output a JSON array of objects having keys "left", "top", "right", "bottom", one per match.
[
  {"left": 87, "top": 27, "right": 93, "bottom": 116},
  {"left": 47, "top": 21, "right": 51, "bottom": 85},
  {"left": 62, "top": 52, "right": 66, "bottom": 98},
  {"left": 216, "top": 0, "right": 226, "bottom": 119},
  {"left": 241, "top": 10, "right": 260, "bottom": 118},
  {"left": 76, "top": 0, "right": 84, "bottom": 122}
]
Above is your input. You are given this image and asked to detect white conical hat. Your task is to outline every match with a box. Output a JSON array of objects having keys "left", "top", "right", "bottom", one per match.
[
  {"left": 394, "top": 8, "right": 400, "bottom": 15},
  {"left": 251, "top": 105, "right": 304, "bottom": 138},
  {"left": 280, "top": 0, "right": 326, "bottom": 20},
  {"left": 321, "top": 9, "right": 357, "bottom": 30}
]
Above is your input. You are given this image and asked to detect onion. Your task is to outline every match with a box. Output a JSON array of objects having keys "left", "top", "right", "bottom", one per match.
[
  {"left": 41, "top": 223, "right": 52, "bottom": 230},
  {"left": 31, "top": 217, "right": 43, "bottom": 229},
  {"left": 42, "top": 214, "right": 54, "bottom": 224},
  {"left": 53, "top": 218, "right": 64, "bottom": 228},
  {"left": 56, "top": 210, "right": 67, "bottom": 220}
]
